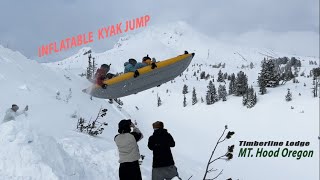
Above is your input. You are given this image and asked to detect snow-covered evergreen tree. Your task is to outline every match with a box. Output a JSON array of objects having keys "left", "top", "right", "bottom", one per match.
[
  {"left": 223, "top": 72, "right": 228, "bottom": 80},
  {"left": 192, "top": 87, "right": 198, "bottom": 105},
  {"left": 183, "top": 94, "right": 187, "bottom": 107},
  {"left": 200, "top": 71, "right": 206, "bottom": 79},
  {"left": 206, "top": 80, "right": 217, "bottom": 105},
  {"left": 285, "top": 89, "right": 292, "bottom": 101},
  {"left": 250, "top": 62, "right": 254, "bottom": 69},
  {"left": 217, "top": 70, "right": 224, "bottom": 82},
  {"left": 157, "top": 96, "right": 162, "bottom": 107},
  {"left": 182, "top": 84, "right": 189, "bottom": 94},
  {"left": 242, "top": 91, "right": 248, "bottom": 106},
  {"left": 243, "top": 86, "right": 257, "bottom": 108},
  {"left": 235, "top": 71, "right": 248, "bottom": 96},
  {"left": 312, "top": 80, "right": 318, "bottom": 97},
  {"left": 218, "top": 84, "right": 227, "bottom": 101},
  {"left": 258, "top": 79, "right": 267, "bottom": 95},
  {"left": 228, "top": 73, "right": 236, "bottom": 95},
  {"left": 92, "top": 57, "right": 97, "bottom": 76},
  {"left": 258, "top": 58, "right": 280, "bottom": 88},
  {"left": 86, "top": 56, "right": 93, "bottom": 80},
  {"left": 246, "top": 86, "right": 256, "bottom": 108},
  {"left": 279, "top": 64, "right": 295, "bottom": 84}
]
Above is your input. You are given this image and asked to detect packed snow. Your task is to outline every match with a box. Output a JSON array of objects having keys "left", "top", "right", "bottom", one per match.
[{"left": 1, "top": 21, "right": 319, "bottom": 180}]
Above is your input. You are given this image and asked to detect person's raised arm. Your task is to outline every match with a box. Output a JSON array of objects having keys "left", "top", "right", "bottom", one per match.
[
  {"left": 130, "top": 123, "right": 143, "bottom": 142},
  {"left": 15, "top": 105, "right": 28, "bottom": 116}
]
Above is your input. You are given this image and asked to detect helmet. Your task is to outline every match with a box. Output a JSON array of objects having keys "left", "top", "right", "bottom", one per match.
[
  {"left": 101, "top": 64, "right": 110, "bottom": 72},
  {"left": 142, "top": 55, "right": 151, "bottom": 62},
  {"left": 129, "top": 59, "right": 137, "bottom": 66}
]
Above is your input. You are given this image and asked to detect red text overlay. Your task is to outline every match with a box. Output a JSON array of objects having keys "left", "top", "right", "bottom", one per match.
[{"left": 38, "top": 15, "right": 150, "bottom": 58}]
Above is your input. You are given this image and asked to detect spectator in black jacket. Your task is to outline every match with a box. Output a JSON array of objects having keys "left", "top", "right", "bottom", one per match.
[{"left": 148, "top": 121, "right": 180, "bottom": 180}]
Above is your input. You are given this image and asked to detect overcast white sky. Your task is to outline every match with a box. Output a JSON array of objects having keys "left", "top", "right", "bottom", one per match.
[{"left": 0, "top": 0, "right": 318, "bottom": 62}]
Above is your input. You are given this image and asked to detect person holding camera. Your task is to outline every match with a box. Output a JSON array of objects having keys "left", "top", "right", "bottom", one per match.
[
  {"left": 2, "top": 104, "right": 28, "bottom": 123},
  {"left": 114, "top": 119, "right": 143, "bottom": 180}
]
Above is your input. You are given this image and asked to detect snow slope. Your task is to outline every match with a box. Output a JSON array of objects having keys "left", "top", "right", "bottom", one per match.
[
  {"left": 1, "top": 20, "right": 319, "bottom": 180},
  {"left": 0, "top": 44, "right": 200, "bottom": 180}
]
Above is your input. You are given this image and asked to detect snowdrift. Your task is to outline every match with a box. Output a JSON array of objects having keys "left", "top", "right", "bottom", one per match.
[{"left": 0, "top": 120, "right": 84, "bottom": 180}]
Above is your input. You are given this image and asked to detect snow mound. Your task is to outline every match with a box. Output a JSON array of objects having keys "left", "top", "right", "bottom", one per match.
[{"left": 0, "top": 120, "right": 84, "bottom": 180}]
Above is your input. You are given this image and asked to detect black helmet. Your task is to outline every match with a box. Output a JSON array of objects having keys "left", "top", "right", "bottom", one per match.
[
  {"left": 142, "top": 54, "right": 151, "bottom": 62},
  {"left": 118, "top": 119, "right": 132, "bottom": 133},
  {"left": 101, "top": 64, "right": 110, "bottom": 72},
  {"left": 129, "top": 58, "right": 137, "bottom": 66}
]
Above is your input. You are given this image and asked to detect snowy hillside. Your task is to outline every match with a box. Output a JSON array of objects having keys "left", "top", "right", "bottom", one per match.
[
  {"left": 1, "top": 20, "right": 319, "bottom": 180},
  {"left": 0, "top": 45, "right": 201, "bottom": 180}
]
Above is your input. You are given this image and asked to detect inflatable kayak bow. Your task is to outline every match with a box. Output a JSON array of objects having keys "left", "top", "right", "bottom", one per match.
[{"left": 83, "top": 52, "right": 195, "bottom": 99}]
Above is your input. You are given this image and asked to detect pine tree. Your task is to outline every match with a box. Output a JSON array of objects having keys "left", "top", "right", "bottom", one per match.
[
  {"left": 243, "top": 86, "right": 257, "bottom": 108},
  {"left": 205, "top": 74, "right": 210, "bottom": 80},
  {"left": 192, "top": 87, "right": 198, "bottom": 105},
  {"left": 223, "top": 72, "right": 228, "bottom": 80},
  {"left": 92, "top": 57, "right": 97, "bottom": 77},
  {"left": 280, "top": 64, "right": 295, "bottom": 84},
  {"left": 206, "top": 80, "right": 217, "bottom": 105},
  {"left": 218, "top": 85, "right": 227, "bottom": 101},
  {"left": 200, "top": 71, "right": 206, "bottom": 79},
  {"left": 183, "top": 94, "right": 187, "bottom": 107},
  {"left": 242, "top": 91, "right": 248, "bottom": 106},
  {"left": 217, "top": 70, "right": 224, "bottom": 82},
  {"left": 258, "top": 58, "right": 280, "bottom": 88},
  {"left": 228, "top": 73, "right": 236, "bottom": 95},
  {"left": 253, "top": 92, "right": 257, "bottom": 105},
  {"left": 313, "top": 67, "right": 320, "bottom": 98},
  {"left": 285, "top": 89, "right": 292, "bottom": 101},
  {"left": 182, "top": 84, "right": 189, "bottom": 94},
  {"left": 157, "top": 96, "right": 162, "bottom": 107},
  {"left": 246, "top": 86, "right": 255, "bottom": 108},
  {"left": 206, "top": 92, "right": 211, "bottom": 105},
  {"left": 294, "top": 66, "right": 299, "bottom": 77},
  {"left": 235, "top": 71, "right": 248, "bottom": 96},
  {"left": 258, "top": 79, "right": 267, "bottom": 95},
  {"left": 250, "top": 62, "right": 254, "bottom": 69},
  {"left": 86, "top": 57, "right": 93, "bottom": 79}
]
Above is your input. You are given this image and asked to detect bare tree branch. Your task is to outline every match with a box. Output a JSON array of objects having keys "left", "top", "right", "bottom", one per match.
[{"left": 203, "top": 127, "right": 227, "bottom": 179}]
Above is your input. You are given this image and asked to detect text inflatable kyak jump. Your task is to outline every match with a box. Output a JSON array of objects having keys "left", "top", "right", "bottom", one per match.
[{"left": 38, "top": 15, "right": 150, "bottom": 58}]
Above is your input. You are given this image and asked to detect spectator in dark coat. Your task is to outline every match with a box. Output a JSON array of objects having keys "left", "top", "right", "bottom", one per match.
[{"left": 148, "top": 121, "right": 180, "bottom": 180}]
